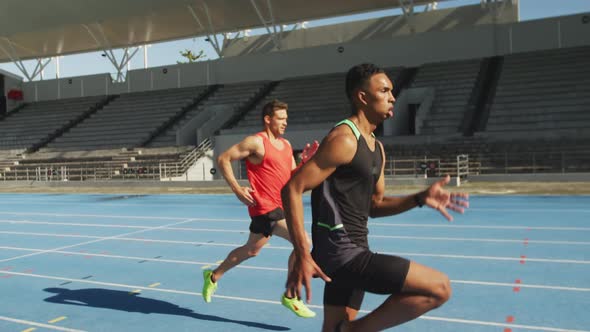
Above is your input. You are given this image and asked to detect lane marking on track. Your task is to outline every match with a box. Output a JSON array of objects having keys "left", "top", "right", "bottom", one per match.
[
  {"left": 0, "top": 219, "right": 197, "bottom": 263},
  {"left": 0, "top": 316, "right": 85, "bottom": 332},
  {"left": 1, "top": 271, "right": 588, "bottom": 332}
]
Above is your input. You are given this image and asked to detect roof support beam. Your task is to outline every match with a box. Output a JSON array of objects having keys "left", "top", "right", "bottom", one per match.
[
  {"left": 250, "top": 0, "right": 283, "bottom": 49},
  {"left": 398, "top": 0, "right": 416, "bottom": 33},
  {"left": 481, "top": 0, "right": 513, "bottom": 21},
  {"left": 187, "top": 2, "right": 228, "bottom": 58},
  {"left": 0, "top": 38, "right": 52, "bottom": 81},
  {"left": 82, "top": 23, "right": 139, "bottom": 82}
]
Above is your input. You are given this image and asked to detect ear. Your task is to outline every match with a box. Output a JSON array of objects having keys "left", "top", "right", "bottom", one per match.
[
  {"left": 357, "top": 90, "right": 369, "bottom": 106},
  {"left": 263, "top": 114, "right": 271, "bottom": 125}
]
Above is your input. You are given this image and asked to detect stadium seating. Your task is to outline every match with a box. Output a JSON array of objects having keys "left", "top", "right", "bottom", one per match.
[{"left": 42, "top": 87, "right": 206, "bottom": 151}]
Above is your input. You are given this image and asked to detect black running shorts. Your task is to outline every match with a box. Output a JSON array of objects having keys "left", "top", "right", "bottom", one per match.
[
  {"left": 249, "top": 207, "right": 285, "bottom": 237},
  {"left": 323, "top": 250, "right": 411, "bottom": 310}
]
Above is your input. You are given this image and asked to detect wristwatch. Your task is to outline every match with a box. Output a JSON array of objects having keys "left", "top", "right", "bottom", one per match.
[{"left": 414, "top": 194, "right": 424, "bottom": 208}]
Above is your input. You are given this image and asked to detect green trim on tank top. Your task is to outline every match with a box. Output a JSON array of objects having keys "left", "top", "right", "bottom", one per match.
[
  {"left": 335, "top": 119, "right": 376, "bottom": 140},
  {"left": 316, "top": 222, "right": 344, "bottom": 231}
]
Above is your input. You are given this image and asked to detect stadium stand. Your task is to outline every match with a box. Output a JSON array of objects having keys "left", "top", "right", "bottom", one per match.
[
  {"left": 0, "top": 96, "right": 106, "bottom": 151},
  {"left": 409, "top": 59, "right": 482, "bottom": 135},
  {"left": 147, "top": 82, "right": 268, "bottom": 147},
  {"left": 42, "top": 87, "right": 207, "bottom": 151},
  {"left": 482, "top": 46, "right": 590, "bottom": 138}
]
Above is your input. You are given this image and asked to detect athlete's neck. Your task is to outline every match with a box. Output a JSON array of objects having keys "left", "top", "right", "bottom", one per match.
[
  {"left": 349, "top": 113, "right": 376, "bottom": 136},
  {"left": 263, "top": 128, "right": 282, "bottom": 142}
]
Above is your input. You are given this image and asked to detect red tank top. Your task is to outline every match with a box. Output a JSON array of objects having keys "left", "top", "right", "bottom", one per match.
[{"left": 246, "top": 132, "right": 293, "bottom": 217}]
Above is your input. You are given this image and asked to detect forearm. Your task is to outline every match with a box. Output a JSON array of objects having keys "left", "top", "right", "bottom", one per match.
[
  {"left": 218, "top": 157, "right": 241, "bottom": 192},
  {"left": 370, "top": 191, "right": 425, "bottom": 218},
  {"left": 291, "top": 162, "right": 304, "bottom": 176},
  {"left": 281, "top": 184, "right": 310, "bottom": 257}
]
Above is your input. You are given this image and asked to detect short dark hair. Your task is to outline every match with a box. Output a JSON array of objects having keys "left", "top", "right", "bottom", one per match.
[
  {"left": 345, "top": 63, "right": 385, "bottom": 101},
  {"left": 261, "top": 99, "right": 288, "bottom": 125}
]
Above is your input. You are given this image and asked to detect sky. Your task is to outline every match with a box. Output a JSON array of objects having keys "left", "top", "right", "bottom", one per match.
[{"left": 1, "top": 0, "right": 589, "bottom": 80}]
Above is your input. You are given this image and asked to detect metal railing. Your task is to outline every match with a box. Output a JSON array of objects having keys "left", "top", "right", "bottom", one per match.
[
  {"left": 158, "top": 138, "right": 214, "bottom": 179},
  {"left": 3, "top": 150, "right": 590, "bottom": 182}
]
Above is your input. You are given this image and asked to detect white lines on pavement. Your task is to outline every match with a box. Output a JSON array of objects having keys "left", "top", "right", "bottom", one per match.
[
  {"left": 418, "top": 315, "right": 590, "bottom": 332},
  {"left": 0, "top": 316, "right": 85, "bottom": 332},
  {"left": 4, "top": 218, "right": 590, "bottom": 233},
  {"left": 0, "top": 219, "right": 197, "bottom": 263},
  {"left": 1, "top": 246, "right": 589, "bottom": 292},
  {"left": 0, "top": 246, "right": 287, "bottom": 272},
  {"left": 368, "top": 222, "right": 590, "bottom": 231},
  {"left": 1, "top": 270, "right": 588, "bottom": 332},
  {"left": 380, "top": 251, "right": 590, "bottom": 265},
  {"left": 0, "top": 211, "right": 245, "bottom": 222},
  {"left": 1, "top": 231, "right": 589, "bottom": 264},
  {"left": 370, "top": 235, "right": 590, "bottom": 245}
]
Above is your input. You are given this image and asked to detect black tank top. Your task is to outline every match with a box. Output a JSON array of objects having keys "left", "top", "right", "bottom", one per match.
[{"left": 311, "top": 119, "right": 383, "bottom": 275}]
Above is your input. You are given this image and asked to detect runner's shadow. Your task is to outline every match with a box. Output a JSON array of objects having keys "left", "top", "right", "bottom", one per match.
[{"left": 43, "top": 287, "right": 289, "bottom": 331}]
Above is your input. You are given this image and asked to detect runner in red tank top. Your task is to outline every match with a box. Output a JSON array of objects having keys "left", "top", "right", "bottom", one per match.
[{"left": 202, "top": 99, "right": 319, "bottom": 318}]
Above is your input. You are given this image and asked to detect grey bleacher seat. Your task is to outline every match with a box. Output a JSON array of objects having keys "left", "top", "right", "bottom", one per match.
[
  {"left": 148, "top": 82, "right": 266, "bottom": 147},
  {"left": 222, "top": 73, "right": 349, "bottom": 135},
  {"left": 43, "top": 87, "right": 205, "bottom": 151},
  {"left": 410, "top": 59, "right": 482, "bottom": 135},
  {"left": 0, "top": 96, "right": 104, "bottom": 151},
  {"left": 486, "top": 46, "right": 590, "bottom": 137}
]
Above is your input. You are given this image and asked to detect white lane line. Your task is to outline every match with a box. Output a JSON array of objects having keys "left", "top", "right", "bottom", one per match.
[
  {"left": 3, "top": 230, "right": 589, "bottom": 246},
  {"left": 380, "top": 251, "right": 590, "bottom": 265},
  {"left": 451, "top": 279, "right": 590, "bottom": 292},
  {"left": 2, "top": 270, "right": 588, "bottom": 332},
  {"left": 1, "top": 246, "right": 588, "bottom": 292},
  {"left": 0, "top": 246, "right": 287, "bottom": 272},
  {"left": 370, "top": 235, "right": 590, "bottom": 245},
  {"left": 2, "top": 213, "right": 590, "bottom": 232},
  {"left": 0, "top": 201, "right": 244, "bottom": 209},
  {"left": 368, "top": 222, "right": 590, "bottom": 231},
  {"left": 1, "top": 232, "right": 589, "bottom": 264},
  {"left": 0, "top": 211, "right": 245, "bottom": 222},
  {"left": 0, "top": 220, "right": 246, "bottom": 233},
  {"left": 418, "top": 315, "right": 590, "bottom": 332},
  {"left": 470, "top": 208, "right": 590, "bottom": 213},
  {"left": 3, "top": 219, "right": 590, "bottom": 233},
  {"left": 0, "top": 219, "right": 197, "bottom": 263},
  {"left": 3, "top": 242, "right": 590, "bottom": 266},
  {"left": 0, "top": 232, "right": 272, "bottom": 249},
  {"left": 0, "top": 316, "right": 85, "bottom": 332}
]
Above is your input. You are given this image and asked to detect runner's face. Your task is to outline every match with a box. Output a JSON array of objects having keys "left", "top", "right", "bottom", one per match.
[
  {"left": 266, "top": 109, "right": 288, "bottom": 135},
  {"left": 362, "top": 73, "right": 395, "bottom": 121}
]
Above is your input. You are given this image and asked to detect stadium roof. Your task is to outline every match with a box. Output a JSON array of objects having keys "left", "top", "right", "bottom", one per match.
[{"left": 0, "top": 0, "right": 448, "bottom": 63}]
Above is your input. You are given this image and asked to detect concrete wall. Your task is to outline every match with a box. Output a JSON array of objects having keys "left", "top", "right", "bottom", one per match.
[{"left": 19, "top": 12, "right": 590, "bottom": 102}]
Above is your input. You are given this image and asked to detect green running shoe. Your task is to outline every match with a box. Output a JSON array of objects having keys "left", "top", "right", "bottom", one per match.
[
  {"left": 202, "top": 269, "right": 217, "bottom": 303},
  {"left": 281, "top": 294, "right": 316, "bottom": 318}
]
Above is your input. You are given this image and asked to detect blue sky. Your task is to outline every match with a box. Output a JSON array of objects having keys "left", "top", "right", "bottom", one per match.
[{"left": 1, "top": 0, "right": 588, "bottom": 80}]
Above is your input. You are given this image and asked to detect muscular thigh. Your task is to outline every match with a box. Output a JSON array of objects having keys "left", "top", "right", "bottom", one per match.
[{"left": 401, "top": 261, "right": 449, "bottom": 295}]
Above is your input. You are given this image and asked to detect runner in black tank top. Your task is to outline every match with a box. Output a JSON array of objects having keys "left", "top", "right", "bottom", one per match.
[
  {"left": 282, "top": 64, "right": 470, "bottom": 332},
  {"left": 311, "top": 119, "right": 382, "bottom": 275}
]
